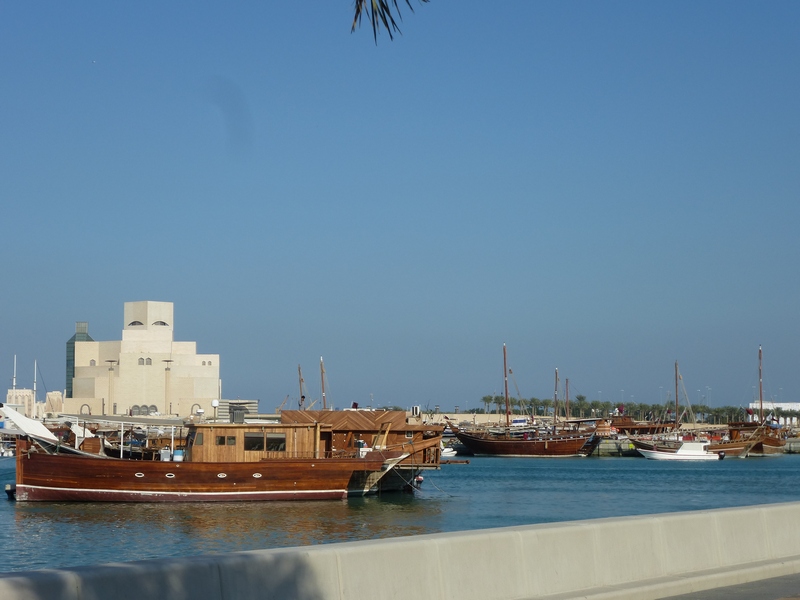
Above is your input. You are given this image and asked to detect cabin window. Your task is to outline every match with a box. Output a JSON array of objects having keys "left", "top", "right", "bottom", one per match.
[
  {"left": 216, "top": 436, "right": 226, "bottom": 446},
  {"left": 266, "top": 433, "right": 286, "bottom": 451},
  {"left": 405, "top": 431, "right": 414, "bottom": 439},
  {"left": 244, "top": 433, "right": 264, "bottom": 451},
  {"left": 227, "top": 436, "right": 236, "bottom": 446},
  {"left": 194, "top": 432, "right": 203, "bottom": 446}
]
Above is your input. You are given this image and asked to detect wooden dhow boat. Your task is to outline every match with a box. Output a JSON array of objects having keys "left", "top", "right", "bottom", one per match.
[
  {"left": 1, "top": 404, "right": 426, "bottom": 502},
  {"left": 715, "top": 346, "right": 786, "bottom": 457},
  {"left": 449, "top": 345, "right": 599, "bottom": 458}
]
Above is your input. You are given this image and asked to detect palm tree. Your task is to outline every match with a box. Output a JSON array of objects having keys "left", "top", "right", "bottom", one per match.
[
  {"left": 601, "top": 401, "right": 613, "bottom": 418},
  {"left": 493, "top": 395, "right": 505, "bottom": 415},
  {"left": 574, "top": 395, "right": 588, "bottom": 418},
  {"left": 352, "top": 0, "right": 429, "bottom": 42},
  {"left": 480, "top": 395, "right": 493, "bottom": 414},
  {"left": 541, "top": 399, "right": 553, "bottom": 417}
]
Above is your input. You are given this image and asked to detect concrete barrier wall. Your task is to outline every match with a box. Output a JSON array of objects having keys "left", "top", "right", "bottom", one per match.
[{"left": 4, "top": 501, "right": 800, "bottom": 600}]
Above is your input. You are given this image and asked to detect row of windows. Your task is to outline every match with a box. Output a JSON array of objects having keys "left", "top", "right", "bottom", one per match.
[
  {"left": 131, "top": 405, "right": 160, "bottom": 416},
  {"left": 127, "top": 321, "right": 170, "bottom": 327},
  {"left": 87, "top": 358, "right": 213, "bottom": 366},
  {"left": 190, "top": 432, "right": 286, "bottom": 452}
]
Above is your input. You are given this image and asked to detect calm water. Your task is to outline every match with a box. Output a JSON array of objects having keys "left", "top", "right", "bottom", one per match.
[{"left": 3, "top": 454, "right": 800, "bottom": 573}]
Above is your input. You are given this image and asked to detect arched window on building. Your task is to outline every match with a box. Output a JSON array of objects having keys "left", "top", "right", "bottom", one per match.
[
  {"left": 80, "top": 404, "right": 91, "bottom": 415},
  {"left": 145, "top": 358, "right": 152, "bottom": 366},
  {"left": 152, "top": 321, "right": 169, "bottom": 326},
  {"left": 208, "top": 361, "right": 212, "bottom": 366},
  {"left": 149, "top": 405, "right": 158, "bottom": 415},
  {"left": 131, "top": 405, "right": 141, "bottom": 416},
  {"left": 128, "top": 321, "right": 143, "bottom": 326},
  {"left": 138, "top": 358, "right": 145, "bottom": 366},
  {"left": 202, "top": 361, "right": 206, "bottom": 366},
  {"left": 89, "top": 359, "right": 96, "bottom": 366}
]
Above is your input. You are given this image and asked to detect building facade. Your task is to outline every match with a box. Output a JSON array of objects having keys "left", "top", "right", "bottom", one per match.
[{"left": 64, "top": 301, "right": 222, "bottom": 418}]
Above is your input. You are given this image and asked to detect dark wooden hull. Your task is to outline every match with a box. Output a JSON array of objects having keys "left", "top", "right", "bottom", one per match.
[
  {"left": 14, "top": 439, "right": 391, "bottom": 502},
  {"left": 451, "top": 427, "right": 597, "bottom": 457}
]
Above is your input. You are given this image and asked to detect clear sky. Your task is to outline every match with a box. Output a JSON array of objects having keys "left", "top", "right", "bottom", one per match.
[{"left": 2, "top": 2, "right": 798, "bottom": 413}]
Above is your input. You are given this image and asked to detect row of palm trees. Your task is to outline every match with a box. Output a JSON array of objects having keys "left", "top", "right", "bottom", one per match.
[{"left": 470, "top": 394, "right": 786, "bottom": 425}]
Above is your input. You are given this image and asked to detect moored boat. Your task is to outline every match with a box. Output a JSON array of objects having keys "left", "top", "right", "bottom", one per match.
[
  {"left": 634, "top": 439, "right": 722, "bottom": 461},
  {"left": 1, "top": 404, "right": 420, "bottom": 502},
  {"left": 721, "top": 346, "right": 786, "bottom": 457},
  {"left": 449, "top": 423, "right": 599, "bottom": 457},
  {"left": 630, "top": 361, "right": 724, "bottom": 461},
  {"left": 449, "top": 344, "right": 599, "bottom": 458}
]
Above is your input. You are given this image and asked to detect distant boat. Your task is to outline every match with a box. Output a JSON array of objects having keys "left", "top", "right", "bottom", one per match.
[
  {"left": 448, "top": 344, "right": 599, "bottom": 458},
  {"left": 635, "top": 440, "right": 722, "bottom": 461},
  {"left": 630, "top": 361, "right": 723, "bottom": 461},
  {"left": 719, "top": 346, "right": 786, "bottom": 457}
]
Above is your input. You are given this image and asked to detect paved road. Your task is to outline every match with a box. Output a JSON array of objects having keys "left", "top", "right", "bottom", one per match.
[{"left": 661, "top": 572, "right": 800, "bottom": 600}]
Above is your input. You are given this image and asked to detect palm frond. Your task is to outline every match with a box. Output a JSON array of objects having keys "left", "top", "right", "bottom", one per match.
[{"left": 351, "top": 0, "right": 429, "bottom": 43}]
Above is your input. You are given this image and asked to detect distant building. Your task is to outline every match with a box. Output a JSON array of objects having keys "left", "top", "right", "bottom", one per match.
[
  {"left": 64, "top": 301, "right": 223, "bottom": 418},
  {"left": 748, "top": 401, "right": 799, "bottom": 426},
  {"left": 66, "top": 321, "right": 93, "bottom": 398},
  {"left": 6, "top": 388, "right": 35, "bottom": 419}
]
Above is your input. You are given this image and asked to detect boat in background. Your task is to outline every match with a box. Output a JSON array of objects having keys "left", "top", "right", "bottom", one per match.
[
  {"left": 449, "top": 345, "right": 599, "bottom": 458},
  {"left": 636, "top": 439, "right": 722, "bottom": 461},
  {"left": 630, "top": 361, "right": 724, "bottom": 461},
  {"left": 718, "top": 346, "right": 786, "bottom": 457}
]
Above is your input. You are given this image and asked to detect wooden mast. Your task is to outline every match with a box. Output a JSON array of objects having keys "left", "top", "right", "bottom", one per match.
[
  {"left": 298, "top": 365, "right": 306, "bottom": 409},
  {"left": 566, "top": 378, "right": 570, "bottom": 421},
  {"left": 674, "top": 361, "right": 679, "bottom": 430},
  {"left": 554, "top": 368, "right": 559, "bottom": 433},
  {"left": 759, "top": 345, "right": 763, "bottom": 423},
  {"left": 320, "top": 357, "right": 327, "bottom": 410},
  {"left": 503, "top": 344, "right": 510, "bottom": 429}
]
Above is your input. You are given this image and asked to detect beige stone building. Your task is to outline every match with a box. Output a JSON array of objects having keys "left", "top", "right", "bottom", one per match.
[{"left": 64, "top": 301, "right": 221, "bottom": 418}]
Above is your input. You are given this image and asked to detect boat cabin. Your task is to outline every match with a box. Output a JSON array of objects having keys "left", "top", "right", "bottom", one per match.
[{"left": 185, "top": 422, "right": 335, "bottom": 463}]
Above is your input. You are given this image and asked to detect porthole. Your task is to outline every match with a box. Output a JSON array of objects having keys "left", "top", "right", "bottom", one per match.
[
  {"left": 217, "top": 473, "right": 227, "bottom": 479},
  {"left": 252, "top": 473, "right": 262, "bottom": 479},
  {"left": 135, "top": 473, "right": 144, "bottom": 478},
  {"left": 165, "top": 473, "right": 175, "bottom": 479}
]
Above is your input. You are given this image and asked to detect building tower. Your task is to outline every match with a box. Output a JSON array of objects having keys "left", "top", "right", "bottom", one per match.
[{"left": 66, "top": 322, "right": 93, "bottom": 398}]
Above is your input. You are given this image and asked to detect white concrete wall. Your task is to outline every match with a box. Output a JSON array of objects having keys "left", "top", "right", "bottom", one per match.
[{"left": 3, "top": 501, "right": 800, "bottom": 600}]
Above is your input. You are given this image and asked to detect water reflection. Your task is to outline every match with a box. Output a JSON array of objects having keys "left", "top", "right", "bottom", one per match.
[{"left": 7, "top": 494, "right": 445, "bottom": 571}]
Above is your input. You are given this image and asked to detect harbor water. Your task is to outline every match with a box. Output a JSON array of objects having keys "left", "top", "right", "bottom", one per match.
[{"left": 3, "top": 454, "right": 800, "bottom": 573}]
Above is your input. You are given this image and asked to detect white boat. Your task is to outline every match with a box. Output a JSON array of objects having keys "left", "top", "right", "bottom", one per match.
[{"left": 636, "top": 440, "right": 723, "bottom": 461}]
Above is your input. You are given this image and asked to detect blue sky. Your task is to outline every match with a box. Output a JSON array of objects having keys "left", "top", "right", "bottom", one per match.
[{"left": 2, "top": 2, "right": 798, "bottom": 413}]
